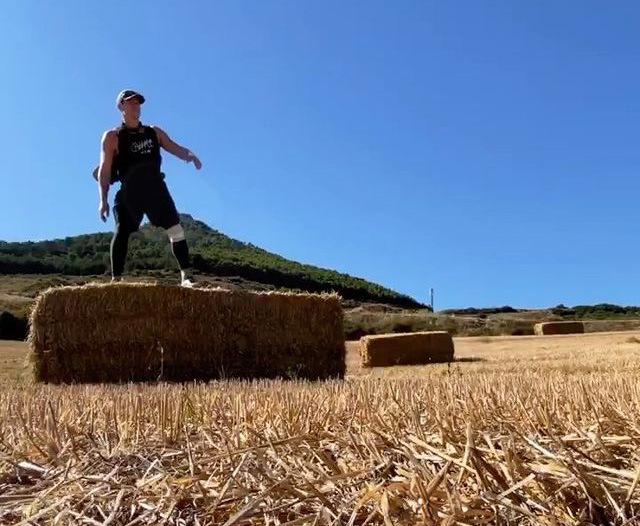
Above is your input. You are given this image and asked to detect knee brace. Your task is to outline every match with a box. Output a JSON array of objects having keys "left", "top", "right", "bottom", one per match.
[{"left": 166, "top": 224, "right": 185, "bottom": 243}]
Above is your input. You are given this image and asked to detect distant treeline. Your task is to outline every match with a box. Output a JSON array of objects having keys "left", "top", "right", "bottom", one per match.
[
  {"left": 552, "top": 303, "right": 640, "bottom": 319},
  {"left": 441, "top": 306, "right": 519, "bottom": 316},
  {"left": 0, "top": 215, "right": 424, "bottom": 309},
  {"left": 442, "top": 303, "right": 640, "bottom": 320}
]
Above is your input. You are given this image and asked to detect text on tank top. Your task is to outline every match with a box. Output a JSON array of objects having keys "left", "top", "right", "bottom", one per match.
[{"left": 114, "top": 123, "right": 162, "bottom": 181}]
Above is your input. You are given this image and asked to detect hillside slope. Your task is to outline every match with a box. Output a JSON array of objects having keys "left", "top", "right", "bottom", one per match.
[{"left": 0, "top": 214, "right": 423, "bottom": 308}]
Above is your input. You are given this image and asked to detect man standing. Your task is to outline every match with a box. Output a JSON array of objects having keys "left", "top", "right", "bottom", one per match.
[{"left": 96, "top": 89, "right": 202, "bottom": 286}]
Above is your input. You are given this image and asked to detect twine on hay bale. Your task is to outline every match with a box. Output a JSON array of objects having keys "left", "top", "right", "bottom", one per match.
[
  {"left": 359, "top": 331, "right": 454, "bottom": 367},
  {"left": 534, "top": 321, "right": 584, "bottom": 336},
  {"left": 28, "top": 283, "right": 345, "bottom": 383}
]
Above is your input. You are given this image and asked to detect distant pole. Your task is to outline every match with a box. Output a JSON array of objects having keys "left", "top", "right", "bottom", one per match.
[{"left": 430, "top": 288, "right": 434, "bottom": 312}]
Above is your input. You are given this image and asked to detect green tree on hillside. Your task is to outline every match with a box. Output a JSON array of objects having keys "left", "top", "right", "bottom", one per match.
[{"left": 0, "top": 215, "right": 424, "bottom": 309}]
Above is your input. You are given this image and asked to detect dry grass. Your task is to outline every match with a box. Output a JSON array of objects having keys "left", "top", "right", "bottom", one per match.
[
  {"left": 0, "top": 340, "right": 30, "bottom": 383},
  {"left": 2, "top": 331, "right": 640, "bottom": 523}
]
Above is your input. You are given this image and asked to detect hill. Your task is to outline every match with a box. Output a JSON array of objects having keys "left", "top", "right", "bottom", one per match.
[{"left": 0, "top": 214, "right": 423, "bottom": 309}]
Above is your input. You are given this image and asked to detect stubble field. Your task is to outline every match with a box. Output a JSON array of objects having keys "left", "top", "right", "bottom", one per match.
[{"left": 1, "top": 332, "right": 640, "bottom": 524}]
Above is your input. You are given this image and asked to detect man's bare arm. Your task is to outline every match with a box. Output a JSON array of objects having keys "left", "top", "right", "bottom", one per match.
[
  {"left": 153, "top": 126, "right": 202, "bottom": 169},
  {"left": 98, "top": 131, "right": 117, "bottom": 221}
]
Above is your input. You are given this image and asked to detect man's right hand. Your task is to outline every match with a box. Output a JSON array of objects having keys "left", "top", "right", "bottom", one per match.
[
  {"left": 99, "top": 201, "right": 110, "bottom": 222},
  {"left": 97, "top": 130, "right": 117, "bottom": 222}
]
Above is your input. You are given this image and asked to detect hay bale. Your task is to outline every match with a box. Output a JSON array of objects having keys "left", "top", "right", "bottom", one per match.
[
  {"left": 533, "top": 321, "right": 584, "bottom": 336},
  {"left": 359, "top": 331, "right": 454, "bottom": 367},
  {"left": 28, "top": 283, "right": 344, "bottom": 383}
]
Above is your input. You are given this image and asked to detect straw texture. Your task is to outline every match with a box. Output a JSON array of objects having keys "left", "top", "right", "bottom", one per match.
[
  {"left": 359, "top": 330, "right": 454, "bottom": 367},
  {"left": 28, "top": 283, "right": 345, "bottom": 383},
  {"left": 534, "top": 321, "right": 585, "bottom": 335}
]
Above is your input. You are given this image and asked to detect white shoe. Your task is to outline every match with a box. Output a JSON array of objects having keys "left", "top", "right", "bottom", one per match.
[
  {"left": 111, "top": 276, "right": 124, "bottom": 283},
  {"left": 180, "top": 271, "right": 196, "bottom": 288}
]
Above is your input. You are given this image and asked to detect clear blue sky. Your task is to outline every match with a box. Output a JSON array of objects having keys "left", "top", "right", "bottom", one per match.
[{"left": 1, "top": 1, "right": 639, "bottom": 309}]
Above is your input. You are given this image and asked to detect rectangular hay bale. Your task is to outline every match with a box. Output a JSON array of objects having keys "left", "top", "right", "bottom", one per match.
[
  {"left": 533, "top": 321, "right": 584, "bottom": 336},
  {"left": 28, "top": 283, "right": 345, "bottom": 383},
  {"left": 359, "top": 331, "right": 454, "bottom": 367}
]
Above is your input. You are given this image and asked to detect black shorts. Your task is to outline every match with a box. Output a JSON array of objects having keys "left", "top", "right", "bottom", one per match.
[{"left": 113, "top": 172, "right": 180, "bottom": 233}]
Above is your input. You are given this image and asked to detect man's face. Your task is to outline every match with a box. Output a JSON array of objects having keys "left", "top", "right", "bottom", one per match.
[{"left": 120, "top": 97, "right": 141, "bottom": 119}]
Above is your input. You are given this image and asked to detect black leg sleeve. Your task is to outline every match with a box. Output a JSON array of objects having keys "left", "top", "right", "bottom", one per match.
[
  {"left": 110, "top": 229, "right": 130, "bottom": 277},
  {"left": 171, "top": 239, "right": 190, "bottom": 270}
]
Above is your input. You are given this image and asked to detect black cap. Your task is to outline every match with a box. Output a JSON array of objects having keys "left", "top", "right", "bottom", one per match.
[{"left": 116, "top": 89, "right": 145, "bottom": 107}]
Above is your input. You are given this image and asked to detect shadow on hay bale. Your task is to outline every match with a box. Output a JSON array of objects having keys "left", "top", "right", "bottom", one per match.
[
  {"left": 28, "top": 283, "right": 345, "bottom": 383},
  {"left": 359, "top": 331, "right": 454, "bottom": 367},
  {"left": 533, "top": 321, "right": 584, "bottom": 336}
]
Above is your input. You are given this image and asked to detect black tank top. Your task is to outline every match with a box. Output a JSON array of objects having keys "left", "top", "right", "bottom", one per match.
[{"left": 114, "top": 123, "right": 162, "bottom": 182}]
